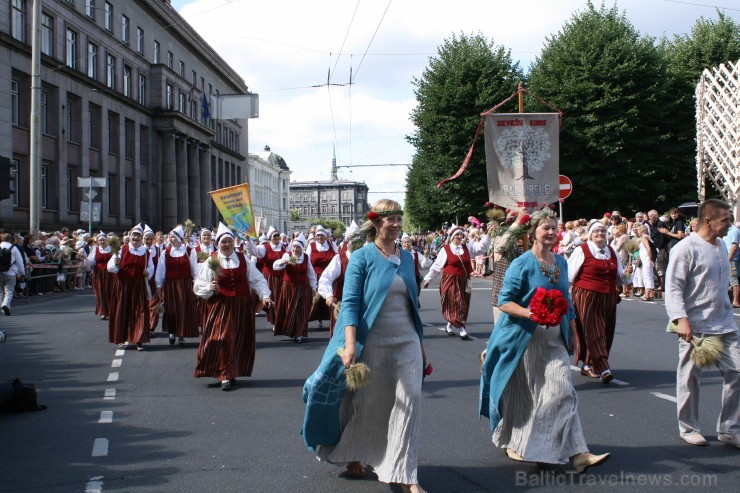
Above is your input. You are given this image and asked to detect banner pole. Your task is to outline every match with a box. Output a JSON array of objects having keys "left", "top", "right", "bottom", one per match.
[{"left": 518, "top": 82, "right": 524, "bottom": 113}]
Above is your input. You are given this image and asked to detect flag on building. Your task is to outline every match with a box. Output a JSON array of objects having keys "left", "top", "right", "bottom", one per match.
[
  {"left": 201, "top": 93, "right": 210, "bottom": 121},
  {"left": 187, "top": 85, "right": 196, "bottom": 103}
]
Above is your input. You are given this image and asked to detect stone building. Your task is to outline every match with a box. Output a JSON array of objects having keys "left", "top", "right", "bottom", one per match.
[
  {"left": 248, "top": 145, "right": 291, "bottom": 235},
  {"left": 1, "top": 0, "right": 252, "bottom": 231},
  {"left": 289, "top": 156, "right": 370, "bottom": 234}
]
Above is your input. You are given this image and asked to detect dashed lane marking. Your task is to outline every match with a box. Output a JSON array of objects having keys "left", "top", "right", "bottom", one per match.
[
  {"left": 103, "top": 389, "right": 116, "bottom": 400},
  {"left": 106, "top": 372, "right": 119, "bottom": 382},
  {"left": 114, "top": 349, "right": 125, "bottom": 356},
  {"left": 84, "top": 476, "right": 103, "bottom": 493},
  {"left": 651, "top": 392, "right": 677, "bottom": 403},
  {"left": 91, "top": 438, "right": 108, "bottom": 457},
  {"left": 98, "top": 411, "right": 113, "bottom": 424},
  {"left": 111, "top": 359, "right": 122, "bottom": 368}
]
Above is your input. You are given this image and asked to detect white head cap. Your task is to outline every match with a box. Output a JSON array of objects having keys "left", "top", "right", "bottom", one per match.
[
  {"left": 215, "top": 222, "right": 234, "bottom": 245},
  {"left": 170, "top": 225, "right": 185, "bottom": 242}
]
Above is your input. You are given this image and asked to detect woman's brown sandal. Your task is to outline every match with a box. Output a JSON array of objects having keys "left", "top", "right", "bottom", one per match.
[{"left": 346, "top": 461, "right": 365, "bottom": 478}]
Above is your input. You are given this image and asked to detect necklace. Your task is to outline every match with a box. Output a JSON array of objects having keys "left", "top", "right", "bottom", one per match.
[
  {"left": 536, "top": 254, "right": 560, "bottom": 284},
  {"left": 374, "top": 241, "right": 396, "bottom": 258}
]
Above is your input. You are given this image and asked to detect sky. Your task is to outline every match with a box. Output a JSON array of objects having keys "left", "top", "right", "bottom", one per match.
[{"left": 171, "top": 0, "right": 739, "bottom": 207}]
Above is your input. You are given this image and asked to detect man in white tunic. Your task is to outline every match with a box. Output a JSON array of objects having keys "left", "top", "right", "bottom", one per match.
[{"left": 665, "top": 198, "right": 740, "bottom": 448}]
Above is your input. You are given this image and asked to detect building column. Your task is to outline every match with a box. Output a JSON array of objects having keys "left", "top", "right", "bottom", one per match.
[
  {"left": 187, "top": 141, "right": 201, "bottom": 226},
  {"left": 175, "top": 136, "right": 188, "bottom": 225},
  {"left": 161, "top": 133, "right": 177, "bottom": 227},
  {"left": 199, "top": 147, "right": 211, "bottom": 226}
]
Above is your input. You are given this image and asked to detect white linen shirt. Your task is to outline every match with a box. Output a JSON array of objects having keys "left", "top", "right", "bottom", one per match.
[
  {"left": 272, "top": 253, "right": 317, "bottom": 290},
  {"left": 192, "top": 251, "right": 271, "bottom": 300},
  {"left": 85, "top": 245, "right": 112, "bottom": 267},
  {"left": 155, "top": 245, "right": 199, "bottom": 288},
  {"left": 106, "top": 244, "right": 155, "bottom": 280},
  {"left": 423, "top": 235, "right": 490, "bottom": 284},
  {"left": 567, "top": 241, "right": 623, "bottom": 283},
  {"left": 317, "top": 250, "right": 351, "bottom": 299}
]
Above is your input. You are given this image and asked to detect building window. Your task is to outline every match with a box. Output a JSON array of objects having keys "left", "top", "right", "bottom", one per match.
[
  {"left": 108, "top": 113, "right": 119, "bottom": 155},
  {"left": 166, "top": 84, "right": 173, "bottom": 110},
  {"left": 153, "top": 40, "right": 160, "bottom": 63},
  {"left": 11, "top": 80, "right": 19, "bottom": 125},
  {"left": 179, "top": 92, "right": 186, "bottom": 113},
  {"left": 190, "top": 99, "right": 197, "bottom": 119},
  {"left": 191, "top": 70, "right": 197, "bottom": 86},
  {"left": 41, "top": 13, "right": 53, "bottom": 56},
  {"left": 106, "top": 53, "right": 116, "bottom": 89},
  {"left": 40, "top": 164, "right": 48, "bottom": 209},
  {"left": 137, "top": 74, "right": 146, "bottom": 105},
  {"left": 9, "top": 159, "right": 19, "bottom": 206},
  {"left": 66, "top": 29, "right": 77, "bottom": 69},
  {"left": 40, "top": 91, "right": 47, "bottom": 134},
  {"left": 136, "top": 28, "right": 144, "bottom": 54},
  {"left": 179, "top": 60, "right": 185, "bottom": 78},
  {"left": 87, "top": 42, "right": 97, "bottom": 79},
  {"left": 85, "top": 0, "right": 95, "bottom": 18},
  {"left": 123, "top": 65, "right": 131, "bottom": 97},
  {"left": 104, "top": 2, "right": 113, "bottom": 32},
  {"left": 166, "top": 51, "right": 173, "bottom": 69},
  {"left": 11, "top": 0, "right": 25, "bottom": 43},
  {"left": 121, "top": 15, "right": 129, "bottom": 43}
]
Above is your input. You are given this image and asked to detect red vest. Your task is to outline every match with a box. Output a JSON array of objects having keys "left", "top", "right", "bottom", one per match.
[
  {"left": 195, "top": 244, "right": 214, "bottom": 264},
  {"left": 283, "top": 255, "right": 309, "bottom": 284},
  {"left": 263, "top": 244, "right": 286, "bottom": 276},
  {"left": 443, "top": 243, "right": 471, "bottom": 277},
  {"left": 332, "top": 250, "right": 350, "bottom": 299},
  {"left": 95, "top": 247, "right": 112, "bottom": 272},
  {"left": 165, "top": 246, "right": 192, "bottom": 279},
  {"left": 118, "top": 245, "right": 149, "bottom": 280},
  {"left": 310, "top": 244, "right": 336, "bottom": 278},
  {"left": 573, "top": 243, "right": 618, "bottom": 294},
  {"left": 215, "top": 252, "right": 250, "bottom": 297}
]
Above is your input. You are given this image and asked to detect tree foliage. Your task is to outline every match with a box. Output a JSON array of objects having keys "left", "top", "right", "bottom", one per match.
[
  {"left": 406, "top": 33, "right": 523, "bottom": 229},
  {"left": 527, "top": 1, "right": 679, "bottom": 218}
]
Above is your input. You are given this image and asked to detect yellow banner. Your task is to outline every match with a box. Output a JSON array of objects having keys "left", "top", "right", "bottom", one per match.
[{"left": 209, "top": 183, "right": 256, "bottom": 238}]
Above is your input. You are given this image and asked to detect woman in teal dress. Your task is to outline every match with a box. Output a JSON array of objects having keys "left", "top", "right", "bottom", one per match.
[{"left": 479, "top": 210, "right": 610, "bottom": 473}]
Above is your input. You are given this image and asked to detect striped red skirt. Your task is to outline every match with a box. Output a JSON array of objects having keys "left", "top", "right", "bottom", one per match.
[
  {"left": 92, "top": 269, "right": 115, "bottom": 318},
  {"left": 108, "top": 277, "right": 151, "bottom": 345},
  {"left": 195, "top": 293, "right": 256, "bottom": 380},
  {"left": 265, "top": 274, "right": 283, "bottom": 324},
  {"left": 148, "top": 279, "right": 159, "bottom": 332},
  {"left": 571, "top": 286, "right": 618, "bottom": 374},
  {"left": 439, "top": 273, "right": 471, "bottom": 328},
  {"left": 161, "top": 277, "right": 199, "bottom": 338},
  {"left": 273, "top": 281, "right": 312, "bottom": 338}
]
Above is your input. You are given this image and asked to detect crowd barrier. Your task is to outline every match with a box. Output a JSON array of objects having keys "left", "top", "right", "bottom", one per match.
[{"left": 23, "top": 262, "right": 89, "bottom": 294}]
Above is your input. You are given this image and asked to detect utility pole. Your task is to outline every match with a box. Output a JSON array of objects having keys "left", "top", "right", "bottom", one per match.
[{"left": 29, "top": 0, "right": 42, "bottom": 236}]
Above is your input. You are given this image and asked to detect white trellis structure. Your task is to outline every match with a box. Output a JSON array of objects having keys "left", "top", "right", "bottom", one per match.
[{"left": 696, "top": 60, "right": 740, "bottom": 215}]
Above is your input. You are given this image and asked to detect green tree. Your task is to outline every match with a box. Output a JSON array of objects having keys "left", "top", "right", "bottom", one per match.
[
  {"left": 308, "top": 219, "right": 346, "bottom": 238},
  {"left": 289, "top": 209, "right": 300, "bottom": 222},
  {"left": 661, "top": 11, "right": 740, "bottom": 201},
  {"left": 527, "top": 2, "right": 675, "bottom": 218},
  {"left": 406, "top": 33, "right": 523, "bottom": 229}
]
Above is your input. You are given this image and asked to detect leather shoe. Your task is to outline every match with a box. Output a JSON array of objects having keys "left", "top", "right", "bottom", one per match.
[
  {"left": 1, "top": 306, "right": 10, "bottom": 316},
  {"left": 681, "top": 432, "right": 708, "bottom": 446},
  {"left": 445, "top": 323, "right": 455, "bottom": 336},
  {"left": 717, "top": 433, "right": 740, "bottom": 449},
  {"left": 505, "top": 448, "right": 524, "bottom": 462},
  {"left": 601, "top": 370, "right": 614, "bottom": 384},
  {"left": 573, "top": 452, "right": 610, "bottom": 473},
  {"left": 169, "top": 334, "right": 176, "bottom": 345},
  {"left": 459, "top": 327, "right": 469, "bottom": 340},
  {"left": 580, "top": 366, "right": 599, "bottom": 378},
  {"left": 221, "top": 381, "right": 233, "bottom": 391}
]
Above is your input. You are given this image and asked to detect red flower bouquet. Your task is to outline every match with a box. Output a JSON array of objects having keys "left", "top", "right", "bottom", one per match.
[{"left": 529, "top": 287, "right": 568, "bottom": 327}]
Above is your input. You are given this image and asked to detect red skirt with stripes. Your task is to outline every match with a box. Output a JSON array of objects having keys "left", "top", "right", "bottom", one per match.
[
  {"left": 265, "top": 274, "right": 283, "bottom": 324},
  {"left": 194, "top": 293, "right": 256, "bottom": 379},
  {"left": 439, "top": 273, "right": 471, "bottom": 328},
  {"left": 161, "top": 277, "right": 199, "bottom": 338},
  {"left": 148, "top": 279, "right": 159, "bottom": 332},
  {"left": 273, "top": 281, "right": 312, "bottom": 338},
  {"left": 92, "top": 269, "right": 115, "bottom": 318},
  {"left": 108, "top": 277, "right": 151, "bottom": 345},
  {"left": 571, "top": 286, "right": 618, "bottom": 374}
]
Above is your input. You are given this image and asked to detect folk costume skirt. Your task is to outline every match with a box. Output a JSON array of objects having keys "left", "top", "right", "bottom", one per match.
[
  {"left": 195, "top": 293, "right": 257, "bottom": 380},
  {"left": 92, "top": 269, "right": 115, "bottom": 318},
  {"left": 318, "top": 275, "right": 422, "bottom": 484},
  {"left": 571, "top": 286, "right": 617, "bottom": 375},
  {"left": 439, "top": 272, "right": 470, "bottom": 328},
  {"left": 272, "top": 280, "right": 312, "bottom": 338},
  {"left": 108, "top": 278, "right": 151, "bottom": 345},
  {"left": 147, "top": 278, "right": 159, "bottom": 332},
  {"left": 161, "top": 277, "right": 199, "bottom": 338},
  {"left": 265, "top": 274, "right": 283, "bottom": 325},
  {"left": 308, "top": 297, "right": 331, "bottom": 323},
  {"left": 492, "top": 325, "right": 588, "bottom": 463}
]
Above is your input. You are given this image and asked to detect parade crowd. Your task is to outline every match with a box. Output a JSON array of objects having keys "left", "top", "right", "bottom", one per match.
[{"left": 1, "top": 200, "right": 738, "bottom": 493}]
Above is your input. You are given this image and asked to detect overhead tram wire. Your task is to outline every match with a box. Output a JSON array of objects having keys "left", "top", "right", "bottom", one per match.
[
  {"left": 352, "top": 0, "right": 393, "bottom": 82},
  {"left": 661, "top": 0, "right": 740, "bottom": 12},
  {"left": 330, "top": 0, "right": 361, "bottom": 84}
]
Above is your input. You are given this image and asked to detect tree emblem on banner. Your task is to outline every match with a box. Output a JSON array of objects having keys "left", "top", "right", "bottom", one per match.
[{"left": 495, "top": 126, "right": 552, "bottom": 180}]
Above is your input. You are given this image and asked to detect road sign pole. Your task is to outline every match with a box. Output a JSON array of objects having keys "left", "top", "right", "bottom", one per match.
[
  {"left": 559, "top": 201, "right": 563, "bottom": 221},
  {"left": 88, "top": 181, "right": 93, "bottom": 236}
]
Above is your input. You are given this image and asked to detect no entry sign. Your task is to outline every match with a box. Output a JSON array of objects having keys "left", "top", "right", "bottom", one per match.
[{"left": 559, "top": 175, "right": 573, "bottom": 200}]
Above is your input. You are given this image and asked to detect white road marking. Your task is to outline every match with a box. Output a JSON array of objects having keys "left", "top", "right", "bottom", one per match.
[
  {"left": 84, "top": 476, "right": 104, "bottom": 493},
  {"left": 103, "top": 388, "right": 116, "bottom": 400},
  {"left": 98, "top": 411, "right": 113, "bottom": 424},
  {"left": 651, "top": 392, "right": 677, "bottom": 403},
  {"left": 114, "top": 349, "right": 125, "bottom": 356},
  {"left": 91, "top": 438, "right": 109, "bottom": 457},
  {"left": 111, "top": 359, "right": 122, "bottom": 368},
  {"left": 107, "top": 372, "right": 119, "bottom": 382}
]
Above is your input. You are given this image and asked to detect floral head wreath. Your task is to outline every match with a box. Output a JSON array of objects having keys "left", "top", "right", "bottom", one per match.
[{"left": 367, "top": 210, "right": 403, "bottom": 221}]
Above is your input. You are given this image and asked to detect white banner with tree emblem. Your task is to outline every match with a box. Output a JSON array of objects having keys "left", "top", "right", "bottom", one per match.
[{"left": 484, "top": 113, "right": 559, "bottom": 211}]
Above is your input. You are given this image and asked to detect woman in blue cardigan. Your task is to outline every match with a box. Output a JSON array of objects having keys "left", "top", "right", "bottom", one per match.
[
  {"left": 479, "top": 210, "right": 610, "bottom": 474},
  {"left": 302, "top": 199, "right": 427, "bottom": 493}
]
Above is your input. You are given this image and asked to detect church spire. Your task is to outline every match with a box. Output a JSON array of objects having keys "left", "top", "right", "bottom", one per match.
[{"left": 331, "top": 146, "right": 338, "bottom": 181}]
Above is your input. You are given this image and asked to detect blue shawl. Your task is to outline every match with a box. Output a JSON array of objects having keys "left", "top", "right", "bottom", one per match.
[
  {"left": 301, "top": 244, "right": 423, "bottom": 451},
  {"left": 479, "top": 251, "right": 575, "bottom": 431}
]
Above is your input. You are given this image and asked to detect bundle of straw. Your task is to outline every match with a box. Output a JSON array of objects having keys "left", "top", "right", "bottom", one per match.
[
  {"left": 183, "top": 219, "right": 196, "bottom": 242},
  {"left": 336, "top": 347, "right": 371, "bottom": 390},
  {"left": 312, "top": 291, "right": 322, "bottom": 304},
  {"left": 333, "top": 301, "right": 342, "bottom": 320},
  {"left": 666, "top": 320, "right": 678, "bottom": 333},
  {"left": 486, "top": 208, "right": 506, "bottom": 223},
  {"left": 690, "top": 335, "right": 723, "bottom": 368},
  {"left": 288, "top": 255, "right": 298, "bottom": 265},
  {"left": 156, "top": 302, "right": 165, "bottom": 315},
  {"left": 207, "top": 256, "right": 222, "bottom": 277},
  {"left": 624, "top": 239, "right": 639, "bottom": 254},
  {"left": 108, "top": 235, "right": 122, "bottom": 256},
  {"left": 196, "top": 251, "right": 209, "bottom": 262}
]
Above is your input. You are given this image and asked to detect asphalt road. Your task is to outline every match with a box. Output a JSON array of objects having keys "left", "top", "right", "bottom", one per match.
[{"left": 0, "top": 277, "right": 738, "bottom": 493}]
